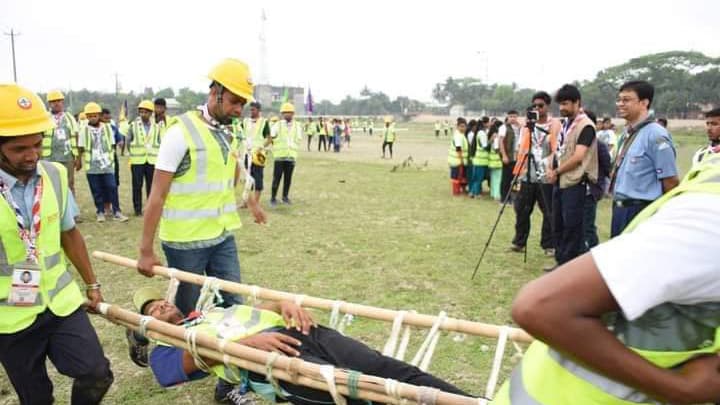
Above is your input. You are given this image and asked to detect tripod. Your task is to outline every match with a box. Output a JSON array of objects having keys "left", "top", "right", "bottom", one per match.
[{"left": 470, "top": 119, "right": 548, "bottom": 280}]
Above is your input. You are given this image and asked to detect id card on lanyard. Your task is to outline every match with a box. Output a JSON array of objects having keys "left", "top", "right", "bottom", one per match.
[
  {"left": 558, "top": 114, "right": 584, "bottom": 158},
  {"left": 0, "top": 176, "right": 44, "bottom": 306}
]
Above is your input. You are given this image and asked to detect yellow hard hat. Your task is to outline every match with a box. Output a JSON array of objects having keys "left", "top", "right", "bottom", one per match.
[
  {"left": 0, "top": 84, "right": 55, "bottom": 137},
  {"left": 138, "top": 100, "right": 154, "bottom": 112},
  {"left": 46, "top": 90, "right": 65, "bottom": 102},
  {"left": 133, "top": 286, "right": 163, "bottom": 313},
  {"left": 384, "top": 115, "right": 394, "bottom": 123},
  {"left": 84, "top": 102, "right": 102, "bottom": 115},
  {"left": 270, "top": 116, "right": 279, "bottom": 122},
  {"left": 280, "top": 102, "right": 295, "bottom": 114},
  {"left": 79, "top": 112, "right": 87, "bottom": 120},
  {"left": 208, "top": 58, "right": 255, "bottom": 102}
]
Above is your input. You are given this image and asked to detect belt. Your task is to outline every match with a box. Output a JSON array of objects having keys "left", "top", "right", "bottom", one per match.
[{"left": 613, "top": 199, "right": 652, "bottom": 208}]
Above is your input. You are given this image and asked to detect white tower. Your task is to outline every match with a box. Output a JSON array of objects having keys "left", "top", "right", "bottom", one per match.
[{"left": 259, "top": 8, "right": 269, "bottom": 85}]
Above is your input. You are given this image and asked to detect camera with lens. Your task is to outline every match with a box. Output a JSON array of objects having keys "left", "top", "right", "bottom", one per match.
[{"left": 526, "top": 106, "right": 539, "bottom": 122}]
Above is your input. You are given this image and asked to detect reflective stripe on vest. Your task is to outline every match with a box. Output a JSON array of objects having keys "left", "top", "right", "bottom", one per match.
[
  {"left": 273, "top": 121, "right": 300, "bottom": 159},
  {"left": 42, "top": 113, "right": 78, "bottom": 158},
  {"left": 129, "top": 119, "right": 160, "bottom": 165},
  {"left": 448, "top": 134, "right": 468, "bottom": 167},
  {"left": 82, "top": 124, "right": 114, "bottom": 166},
  {"left": 162, "top": 203, "right": 237, "bottom": 220},
  {"left": 243, "top": 117, "right": 267, "bottom": 152}
]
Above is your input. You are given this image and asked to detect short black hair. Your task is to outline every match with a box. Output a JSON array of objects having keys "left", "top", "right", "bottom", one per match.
[
  {"left": 507, "top": 110, "right": 519, "bottom": 115},
  {"left": 602, "top": 117, "right": 612, "bottom": 123},
  {"left": 456, "top": 117, "right": 467, "bottom": 125},
  {"left": 153, "top": 98, "right": 166, "bottom": 107},
  {"left": 584, "top": 109, "right": 597, "bottom": 125},
  {"left": 101, "top": 108, "right": 111, "bottom": 115},
  {"left": 481, "top": 116, "right": 490, "bottom": 124},
  {"left": 554, "top": 84, "right": 581, "bottom": 103},
  {"left": 705, "top": 108, "right": 720, "bottom": 118},
  {"left": 618, "top": 80, "right": 654, "bottom": 108},
  {"left": 532, "top": 91, "right": 551, "bottom": 105},
  {"left": 656, "top": 117, "right": 668, "bottom": 128},
  {"left": 249, "top": 101, "right": 262, "bottom": 110}
]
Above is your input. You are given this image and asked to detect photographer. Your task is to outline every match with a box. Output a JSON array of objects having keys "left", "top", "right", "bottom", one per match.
[
  {"left": 510, "top": 92, "right": 560, "bottom": 256},
  {"left": 545, "top": 84, "right": 598, "bottom": 271}
]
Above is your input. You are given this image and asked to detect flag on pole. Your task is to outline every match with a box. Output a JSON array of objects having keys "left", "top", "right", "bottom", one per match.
[
  {"left": 281, "top": 87, "right": 289, "bottom": 104},
  {"left": 306, "top": 87, "right": 314, "bottom": 115},
  {"left": 118, "top": 99, "right": 128, "bottom": 122}
]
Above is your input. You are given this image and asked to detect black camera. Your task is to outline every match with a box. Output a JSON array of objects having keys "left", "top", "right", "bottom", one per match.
[{"left": 526, "top": 107, "right": 539, "bottom": 122}]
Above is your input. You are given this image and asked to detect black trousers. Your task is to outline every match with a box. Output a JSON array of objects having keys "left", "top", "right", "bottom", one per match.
[
  {"left": 248, "top": 326, "right": 471, "bottom": 405},
  {"left": 382, "top": 141, "right": 394, "bottom": 158},
  {"left": 552, "top": 183, "right": 586, "bottom": 265},
  {"left": 307, "top": 135, "right": 313, "bottom": 151},
  {"left": 271, "top": 160, "right": 296, "bottom": 201},
  {"left": 131, "top": 163, "right": 155, "bottom": 215},
  {"left": 512, "top": 182, "right": 554, "bottom": 249},
  {"left": 0, "top": 308, "right": 113, "bottom": 405},
  {"left": 113, "top": 152, "right": 120, "bottom": 186},
  {"left": 318, "top": 135, "right": 328, "bottom": 151},
  {"left": 501, "top": 161, "right": 516, "bottom": 201}
]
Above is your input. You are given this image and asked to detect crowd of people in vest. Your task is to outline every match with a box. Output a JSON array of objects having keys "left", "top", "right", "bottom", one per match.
[{"left": 7, "top": 53, "right": 720, "bottom": 405}]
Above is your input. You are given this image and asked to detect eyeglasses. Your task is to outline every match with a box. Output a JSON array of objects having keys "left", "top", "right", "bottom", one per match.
[
  {"left": 616, "top": 97, "right": 638, "bottom": 105},
  {"left": 533, "top": 104, "right": 546, "bottom": 108}
]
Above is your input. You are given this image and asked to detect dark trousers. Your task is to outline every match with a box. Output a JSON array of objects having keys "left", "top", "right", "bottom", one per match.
[
  {"left": 131, "top": 163, "right": 155, "bottom": 215},
  {"left": 512, "top": 182, "right": 554, "bottom": 249},
  {"left": 113, "top": 152, "right": 120, "bottom": 186},
  {"left": 248, "top": 326, "right": 471, "bottom": 405},
  {"left": 552, "top": 183, "right": 586, "bottom": 265},
  {"left": 382, "top": 141, "right": 394, "bottom": 158},
  {"left": 271, "top": 160, "right": 296, "bottom": 201},
  {"left": 582, "top": 193, "right": 599, "bottom": 252},
  {"left": 86, "top": 173, "right": 120, "bottom": 214},
  {"left": 0, "top": 308, "right": 113, "bottom": 405},
  {"left": 501, "top": 161, "right": 516, "bottom": 201},
  {"left": 611, "top": 202, "right": 649, "bottom": 237},
  {"left": 318, "top": 135, "right": 327, "bottom": 151},
  {"left": 307, "top": 135, "right": 313, "bottom": 151}
]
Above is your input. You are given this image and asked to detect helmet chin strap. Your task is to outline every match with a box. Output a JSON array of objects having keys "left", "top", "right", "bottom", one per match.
[{"left": 212, "top": 84, "right": 233, "bottom": 125}]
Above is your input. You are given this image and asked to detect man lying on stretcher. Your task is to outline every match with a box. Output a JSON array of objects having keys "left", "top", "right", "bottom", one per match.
[{"left": 132, "top": 287, "right": 472, "bottom": 405}]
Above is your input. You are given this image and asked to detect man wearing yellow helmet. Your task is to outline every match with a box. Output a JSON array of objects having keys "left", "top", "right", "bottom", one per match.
[
  {"left": 127, "top": 100, "right": 160, "bottom": 216},
  {"left": 43, "top": 90, "right": 79, "bottom": 196},
  {"left": 77, "top": 102, "right": 128, "bottom": 223},
  {"left": 0, "top": 84, "right": 113, "bottom": 404},
  {"left": 135, "top": 59, "right": 266, "bottom": 402},
  {"left": 269, "top": 102, "right": 303, "bottom": 206}
]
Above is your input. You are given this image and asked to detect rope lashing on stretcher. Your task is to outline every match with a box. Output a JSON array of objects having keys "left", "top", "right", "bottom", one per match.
[
  {"left": 195, "top": 276, "right": 223, "bottom": 313},
  {"left": 165, "top": 268, "right": 180, "bottom": 305},
  {"left": 411, "top": 311, "right": 447, "bottom": 371}
]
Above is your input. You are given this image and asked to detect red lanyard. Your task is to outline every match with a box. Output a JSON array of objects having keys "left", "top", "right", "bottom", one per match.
[{"left": 0, "top": 176, "right": 43, "bottom": 263}]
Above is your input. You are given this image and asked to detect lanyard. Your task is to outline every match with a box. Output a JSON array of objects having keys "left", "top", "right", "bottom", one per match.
[
  {"left": 0, "top": 176, "right": 43, "bottom": 263},
  {"left": 558, "top": 114, "right": 585, "bottom": 148}
]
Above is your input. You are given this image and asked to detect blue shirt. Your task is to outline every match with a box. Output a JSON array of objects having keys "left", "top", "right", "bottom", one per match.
[
  {"left": 614, "top": 122, "right": 677, "bottom": 201},
  {"left": 0, "top": 166, "right": 78, "bottom": 232}
]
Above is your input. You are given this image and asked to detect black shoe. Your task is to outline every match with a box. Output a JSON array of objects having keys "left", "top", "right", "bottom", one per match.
[
  {"left": 282, "top": 198, "right": 291, "bottom": 205},
  {"left": 126, "top": 329, "right": 149, "bottom": 367},
  {"left": 508, "top": 244, "right": 524, "bottom": 253}
]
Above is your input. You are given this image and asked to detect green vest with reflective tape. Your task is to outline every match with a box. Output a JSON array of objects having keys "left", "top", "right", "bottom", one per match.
[
  {"left": 273, "top": 121, "right": 301, "bottom": 160},
  {"left": 43, "top": 112, "right": 78, "bottom": 159},
  {"left": 129, "top": 118, "right": 161, "bottom": 165},
  {"left": 158, "top": 112, "right": 242, "bottom": 243},
  {"left": 448, "top": 132, "right": 468, "bottom": 168},
  {"left": 0, "top": 161, "right": 84, "bottom": 333},
  {"left": 243, "top": 117, "right": 268, "bottom": 153},
  {"left": 81, "top": 123, "right": 115, "bottom": 169},
  {"left": 305, "top": 121, "right": 317, "bottom": 136},
  {"left": 384, "top": 124, "right": 396, "bottom": 142},
  {"left": 472, "top": 131, "right": 489, "bottom": 166},
  {"left": 494, "top": 154, "right": 720, "bottom": 405},
  {"left": 157, "top": 305, "right": 287, "bottom": 401}
]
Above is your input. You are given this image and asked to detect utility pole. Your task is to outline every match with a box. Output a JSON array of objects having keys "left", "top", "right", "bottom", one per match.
[
  {"left": 4, "top": 29, "right": 20, "bottom": 82},
  {"left": 114, "top": 73, "right": 120, "bottom": 95}
]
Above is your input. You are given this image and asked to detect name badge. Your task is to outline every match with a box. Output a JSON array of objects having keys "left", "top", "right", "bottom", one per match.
[
  {"left": 9, "top": 263, "right": 41, "bottom": 306},
  {"left": 56, "top": 128, "right": 67, "bottom": 140}
]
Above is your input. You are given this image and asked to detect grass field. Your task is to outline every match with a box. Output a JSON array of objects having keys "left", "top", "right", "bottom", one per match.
[{"left": 0, "top": 122, "right": 706, "bottom": 404}]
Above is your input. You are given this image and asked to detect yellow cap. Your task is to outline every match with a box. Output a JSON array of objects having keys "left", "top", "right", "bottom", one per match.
[
  {"left": 208, "top": 58, "right": 255, "bottom": 102},
  {"left": 280, "top": 102, "right": 295, "bottom": 113},
  {"left": 79, "top": 112, "right": 87, "bottom": 120},
  {"left": 133, "top": 286, "right": 163, "bottom": 313},
  {"left": 46, "top": 90, "right": 65, "bottom": 102},
  {"left": 0, "top": 84, "right": 55, "bottom": 137},
  {"left": 138, "top": 100, "right": 154, "bottom": 112},
  {"left": 270, "top": 116, "right": 279, "bottom": 122},
  {"left": 84, "top": 102, "right": 102, "bottom": 115}
]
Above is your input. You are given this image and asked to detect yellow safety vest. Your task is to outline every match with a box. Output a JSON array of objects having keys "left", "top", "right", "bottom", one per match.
[
  {"left": 383, "top": 124, "right": 396, "bottom": 143},
  {"left": 129, "top": 118, "right": 161, "bottom": 165},
  {"left": 158, "top": 112, "right": 242, "bottom": 243},
  {"left": 305, "top": 121, "right": 317, "bottom": 136},
  {"left": 494, "top": 154, "right": 720, "bottom": 404},
  {"left": 472, "top": 131, "right": 490, "bottom": 166},
  {"left": 0, "top": 161, "right": 84, "bottom": 333},
  {"left": 81, "top": 123, "right": 115, "bottom": 169},
  {"left": 272, "top": 121, "right": 301, "bottom": 160},
  {"left": 448, "top": 132, "right": 468, "bottom": 168},
  {"left": 42, "top": 112, "right": 79, "bottom": 159},
  {"left": 154, "top": 115, "right": 176, "bottom": 139}
]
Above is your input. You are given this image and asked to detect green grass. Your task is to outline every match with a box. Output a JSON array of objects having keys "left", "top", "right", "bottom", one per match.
[{"left": 0, "top": 123, "right": 706, "bottom": 404}]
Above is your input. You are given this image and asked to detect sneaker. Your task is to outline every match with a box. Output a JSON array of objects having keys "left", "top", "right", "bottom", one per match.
[
  {"left": 508, "top": 244, "right": 524, "bottom": 253},
  {"left": 282, "top": 198, "right": 292, "bottom": 205},
  {"left": 216, "top": 381, "right": 255, "bottom": 405},
  {"left": 96, "top": 214, "right": 105, "bottom": 223},
  {"left": 113, "top": 212, "right": 129, "bottom": 222},
  {"left": 125, "top": 329, "right": 149, "bottom": 368},
  {"left": 543, "top": 264, "right": 558, "bottom": 272},
  {"left": 544, "top": 248, "right": 556, "bottom": 257},
  {"left": 270, "top": 199, "right": 278, "bottom": 207}
]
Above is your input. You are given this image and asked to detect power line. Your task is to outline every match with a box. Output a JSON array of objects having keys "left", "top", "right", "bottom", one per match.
[{"left": 3, "top": 28, "right": 20, "bottom": 82}]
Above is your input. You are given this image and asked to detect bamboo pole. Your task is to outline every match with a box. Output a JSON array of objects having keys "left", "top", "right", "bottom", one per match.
[
  {"left": 93, "top": 251, "right": 533, "bottom": 344},
  {"left": 99, "top": 302, "right": 481, "bottom": 405}
]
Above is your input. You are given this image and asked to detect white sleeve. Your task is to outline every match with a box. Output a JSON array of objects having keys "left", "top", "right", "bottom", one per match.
[
  {"left": 591, "top": 193, "right": 720, "bottom": 321},
  {"left": 154, "top": 126, "right": 189, "bottom": 173},
  {"left": 78, "top": 127, "right": 86, "bottom": 148},
  {"left": 270, "top": 123, "right": 278, "bottom": 139},
  {"left": 498, "top": 124, "right": 507, "bottom": 138}
]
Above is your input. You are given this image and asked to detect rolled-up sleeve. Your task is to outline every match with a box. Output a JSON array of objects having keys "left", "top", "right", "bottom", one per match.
[{"left": 648, "top": 129, "right": 678, "bottom": 179}]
